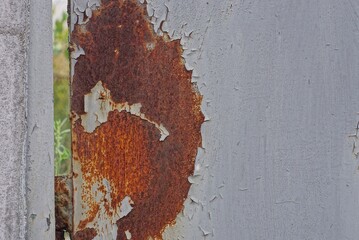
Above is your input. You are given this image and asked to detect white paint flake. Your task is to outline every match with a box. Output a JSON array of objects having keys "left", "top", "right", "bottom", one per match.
[
  {"left": 75, "top": 177, "right": 135, "bottom": 240},
  {"left": 80, "top": 81, "right": 170, "bottom": 141},
  {"left": 119, "top": 196, "right": 134, "bottom": 219},
  {"left": 125, "top": 230, "right": 132, "bottom": 239},
  {"left": 72, "top": 0, "right": 101, "bottom": 27},
  {"left": 70, "top": 44, "right": 85, "bottom": 59}
]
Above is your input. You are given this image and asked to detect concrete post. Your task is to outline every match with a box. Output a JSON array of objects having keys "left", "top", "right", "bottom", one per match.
[
  {"left": 0, "top": 0, "right": 54, "bottom": 239},
  {"left": 0, "top": 0, "right": 29, "bottom": 239}
]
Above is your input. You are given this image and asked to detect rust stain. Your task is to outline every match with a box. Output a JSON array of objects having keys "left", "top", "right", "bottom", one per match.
[
  {"left": 71, "top": 0, "right": 204, "bottom": 239},
  {"left": 73, "top": 228, "right": 98, "bottom": 240},
  {"left": 55, "top": 176, "right": 73, "bottom": 240}
]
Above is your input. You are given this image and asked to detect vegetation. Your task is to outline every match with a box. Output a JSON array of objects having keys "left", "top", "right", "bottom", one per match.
[
  {"left": 53, "top": 10, "right": 70, "bottom": 175},
  {"left": 54, "top": 119, "right": 71, "bottom": 175}
]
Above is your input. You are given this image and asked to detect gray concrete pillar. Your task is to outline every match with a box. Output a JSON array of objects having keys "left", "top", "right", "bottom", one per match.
[{"left": 0, "top": 0, "right": 54, "bottom": 239}]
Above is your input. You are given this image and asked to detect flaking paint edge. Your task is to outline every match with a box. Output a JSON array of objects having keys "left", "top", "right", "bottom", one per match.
[
  {"left": 143, "top": 1, "right": 215, "bottom": 238},
  {"left": 79, "top": 81, "right": 169, "bottom": 141},
  {"left": 69, "top": 0, "right": 205, "bottom": 238}
]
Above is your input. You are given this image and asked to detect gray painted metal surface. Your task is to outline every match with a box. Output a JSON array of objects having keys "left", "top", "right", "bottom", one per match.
[
  {"left": 0, "top": 0, "right": 54, "bottom": 239},
  {"left": 27, "top": 0, "right": 54, "bottom": 239},
  {"left": 154, "top": 0, "right": 359, "bottom": 239}
]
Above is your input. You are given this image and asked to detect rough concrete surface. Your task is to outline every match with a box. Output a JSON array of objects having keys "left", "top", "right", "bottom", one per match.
[
  {"left": 0, "top": 33, "right": 27, "bottom": 240},
  {"left": 0, "top": 0, "right": 28, "bottom": 33}
]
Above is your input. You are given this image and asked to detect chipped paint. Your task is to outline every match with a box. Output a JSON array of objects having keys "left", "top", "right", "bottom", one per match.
[
  {"left": 125, "top": 230, "right": 132, "bottom": 240},
  {"left": 79, "top": 81, "right": 169, "bottom": 141},
  {"left": 77, "top": 179, "right": 134, "bottom": 239},
  {"left": 70, "top": 0, "right": 204, "bottom": 239},
  {"left": 349, "top": 120, "right": 359, "bottom": 157},
  {"left": 71, "top": 0, "right": 101, "bottom": 30}
]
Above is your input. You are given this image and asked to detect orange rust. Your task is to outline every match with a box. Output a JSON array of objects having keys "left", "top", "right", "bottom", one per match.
[
  {"left": 77, "top": 204, "right": 100, "bottom": 230},
  {"left": 71, "top": 0, "right": 203, "bottom": 239}
]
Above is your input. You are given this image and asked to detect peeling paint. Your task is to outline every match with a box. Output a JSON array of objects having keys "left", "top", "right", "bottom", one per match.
[
  {"left": 70, "top": 44, "right": 85, "bottom": 60},
  {"left": 70, "top": 0, "right": 204, "bottom": 239},
  {"left": 79, "top": 81, "right": 169, "bottom": 141},
  {"left": 72, "top": 0, "right": 100, "bottom": 29},
  {"left": 199, "top": 226, "right": 211, "bottom": 236},
  {"left": 75, "top": 177, "right": 135, "bottom": 239},
  {"left": 125, "top": 230, "right": 132, "bottom": 240},
  {"left": 349, "top": 120, "right": 359, "bottom": 157}
]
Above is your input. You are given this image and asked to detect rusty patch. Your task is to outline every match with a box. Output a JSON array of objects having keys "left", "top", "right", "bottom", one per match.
[
  {"left": 55, "top": 176, "right": 73, "bottom": 240},
  {"left": 73, "top": 228, "right": 98, "bottom": 240},
  {"left": 71, "top": 0, "right": 203, "bottom": 239}
]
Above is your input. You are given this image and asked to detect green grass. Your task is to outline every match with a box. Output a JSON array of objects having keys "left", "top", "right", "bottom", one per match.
[
  {"left": 54, "top": 118, "right": 71, "bottom": 175},
  {"left": 53, "top": 8, "right": 70, "bottom": 176}
]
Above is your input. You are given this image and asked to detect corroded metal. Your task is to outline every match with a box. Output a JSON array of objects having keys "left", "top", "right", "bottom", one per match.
[
  {"left": 55, "top": 176, "right": 73, "bottom": 240},
  {"left": 70, "top": 0, "right": 203, "bottom": 239}
]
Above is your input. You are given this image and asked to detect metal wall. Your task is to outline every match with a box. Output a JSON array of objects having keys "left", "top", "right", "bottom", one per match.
[
  {"left": 68, "top": 0, "right": 359, "bottom": 239},
  {"left": 1, "top": 0, "right": 359, "bottom": 239},
  {"left": 158, "top": 0, "right": 359, "bottom": 239},
  {"left": 27, "top": 0, "right": 54, "bottom": 239}
]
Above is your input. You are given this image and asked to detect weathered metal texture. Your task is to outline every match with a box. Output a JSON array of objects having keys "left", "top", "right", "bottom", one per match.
[
  {"left": 70, "top": 0, "right": 203, "bottom": 239},
  {"left": 148, "top": 1, "right": 359, "bottom": 240},
  {"left": 55, "top": 176, "right": 73, "bottom": 240}
]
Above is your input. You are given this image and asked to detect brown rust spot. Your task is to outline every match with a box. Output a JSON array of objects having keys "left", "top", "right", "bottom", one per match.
[
  {"left": 55, "top": 176, "right": 73, "bottom": 240},
  {"left": 71, "top": 0, "right": 203, "bottom": 239},
  {"left": 73, "top": 228, "right": 97, "bottom": 240}
]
